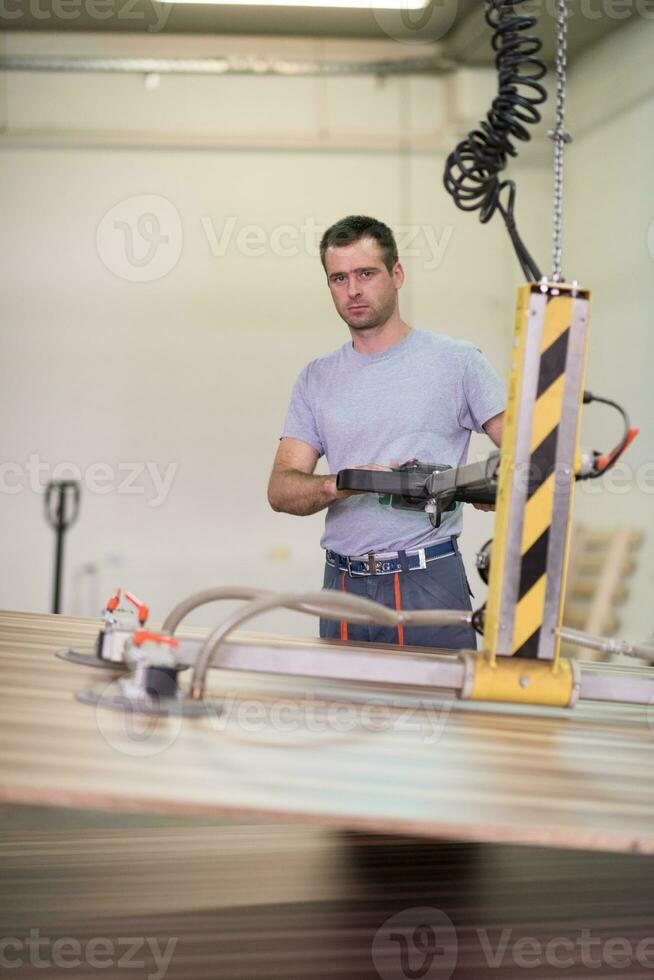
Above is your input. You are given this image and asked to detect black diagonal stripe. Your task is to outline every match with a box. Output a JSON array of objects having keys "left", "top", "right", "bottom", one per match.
[
  {"left": 518, "top": 527, "right": 550, "bottom": 599},
  {"left": 536, "top": 327, "right": 570, "bottom": 398},
  {"left": 536, "top": 328, "right": 569, "bottom": 399},
  {"left": 515, "top": 628, "right": 541, "bottom": 660},
  {"left": 527, "top": 426, "right": 559, "bottom": 498}
]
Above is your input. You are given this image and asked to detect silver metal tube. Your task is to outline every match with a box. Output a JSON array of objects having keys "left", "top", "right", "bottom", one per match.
[
  {"left": 214, "top": 640, "right": 466, "bottom": 692},
  {"left": 191, "top": 591, "right": 398, "bottom": 697},
  {"left": 0, "top": 54, "right": 455, "bottom": 78},
  {"left": 579, "top": 665, "right": 654, "bottom": 706},
  {"left": 162, "top": 587, "right": 269, "bottom": 634},
  {"left": 161, "top": 586, "right": 439, "bottom": 636},
  {"left": 560, "top": 626, "right": 654, "bottom": 663},
  {"left": 190, "top": 589, "right": 472, "bottom": 698}
]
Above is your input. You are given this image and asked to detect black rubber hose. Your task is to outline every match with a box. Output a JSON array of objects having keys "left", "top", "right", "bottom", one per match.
[{"left": 443, "top": 0, "right": 547, "bottom": 281}]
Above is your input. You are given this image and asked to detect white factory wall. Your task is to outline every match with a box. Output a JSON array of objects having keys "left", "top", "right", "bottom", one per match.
[
  {"left": 565, "top": 16, "right": 654, "bottom": 644},
  {"left": 0, "top": 31, "right": 533, "bottom": 635},
  {"left": 2, "top": 23, "right": 651, "bottom": 645}
]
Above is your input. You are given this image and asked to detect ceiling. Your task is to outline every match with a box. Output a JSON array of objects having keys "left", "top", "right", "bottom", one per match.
[{"left": 1, "top": 0, "right": 631, "bottom": 67}]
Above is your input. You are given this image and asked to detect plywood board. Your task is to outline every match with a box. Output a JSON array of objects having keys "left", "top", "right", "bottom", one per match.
[{"left": 2, "top": 610, "right": 654, "bottom": 854}]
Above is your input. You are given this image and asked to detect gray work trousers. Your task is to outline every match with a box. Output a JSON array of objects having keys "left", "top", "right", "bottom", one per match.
[{"left": 319, "top": 538, "right": 477, "bottom": 650}]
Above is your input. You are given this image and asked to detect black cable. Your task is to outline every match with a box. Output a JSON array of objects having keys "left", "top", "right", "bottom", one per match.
[
  {"left": 443, "top": 0, "right": 547, "bottom": 281},
  {"left": 472, "top": 604, "right": 486, "bottom": 637},
  {"left": 579, "top": 390, "right": 632, "bottom": 480}
]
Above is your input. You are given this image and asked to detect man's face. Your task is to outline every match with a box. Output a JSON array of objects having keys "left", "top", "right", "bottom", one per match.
[{"left": 323, "top": 237, "right": 404, "bottom": 331}]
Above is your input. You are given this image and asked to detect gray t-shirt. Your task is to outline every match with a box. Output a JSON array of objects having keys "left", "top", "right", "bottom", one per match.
[{"left": 281, "top": 327, "right": 506, "bottom": 556}]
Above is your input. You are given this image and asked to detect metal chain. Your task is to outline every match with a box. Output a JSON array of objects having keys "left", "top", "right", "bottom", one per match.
[{"left": 548, "top": 0, "right": 572, "bottom": 282}]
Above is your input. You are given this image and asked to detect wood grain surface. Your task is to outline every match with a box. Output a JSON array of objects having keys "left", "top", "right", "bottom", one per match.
[
  {"left": 2, "top": 610, "right": 654, "bottom": 854},
  {"left": 2, "top": 811, "right": 654, "bottom": 979}
]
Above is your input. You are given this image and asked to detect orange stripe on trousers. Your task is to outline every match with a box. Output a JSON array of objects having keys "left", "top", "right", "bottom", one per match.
[
  {"left": 340, "top": 572, "right": 348, "bottom": 641},
  {"left": 393, "top": 572, "right": 404, "bottom": 647}
]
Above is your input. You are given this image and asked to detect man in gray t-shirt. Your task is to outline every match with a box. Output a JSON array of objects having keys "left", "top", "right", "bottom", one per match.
[{"left": 268, "top": 215, "right": 505, "bottom": 651}]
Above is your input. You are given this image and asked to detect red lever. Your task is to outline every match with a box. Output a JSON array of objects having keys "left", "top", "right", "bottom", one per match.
[
  {"left": 132, "top": 631, "right": 178, "bottom": 649},
  {"left": 125, "top": 591, "right": 149, "bottom": 625},
  {"left": 105, "top": 588, "right": 121, "bottom": 613},
  {"left": 597, "top": 427, "right": 639, "bottom": 472}
]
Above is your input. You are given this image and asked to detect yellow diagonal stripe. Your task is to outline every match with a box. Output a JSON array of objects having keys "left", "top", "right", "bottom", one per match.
[
  {"left": 541, "top": 296, "right": 572, "bottom": 352},
  {"left": 513, "top": 574, "right": 547, "bottom": 652},
  {"left": 521, "top": 472, "right": 555, "bottom": 554},
  {"left": 484, "top": 284, "right": 533, "bottom": 657},
  {"left": 531, "top": 374, "right": 565, "bottom": 453}
]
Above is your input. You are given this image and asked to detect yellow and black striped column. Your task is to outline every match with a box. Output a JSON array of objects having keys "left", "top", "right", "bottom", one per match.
[{"left": 484, "top": 282, "right": 590, "bottom": 663}]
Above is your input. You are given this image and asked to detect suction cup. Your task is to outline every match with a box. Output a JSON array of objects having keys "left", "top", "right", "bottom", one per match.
[
  {"left": 56, "top": 648, "right": 126, "bottom": 670},
  {"left": 75, "top": 685, "right": 219, "bottom": 718}
]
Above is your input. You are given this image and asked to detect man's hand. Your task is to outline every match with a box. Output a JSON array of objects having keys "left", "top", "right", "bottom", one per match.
[
  {"left": 268, "top": 442, "right": 397, "bottom": 514},
  {"left": 337, "top": 463, "right": 394, "bottom": 499},
  {"left": 473, "top": 501, "right": 495, "bottom": 512}
]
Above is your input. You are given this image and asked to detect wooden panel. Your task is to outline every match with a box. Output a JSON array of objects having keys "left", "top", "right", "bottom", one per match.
[
  {"left": 1, "top": 610, "right": 654, "bottom": 854},
  {"left": 2, "top": 813, "right": 654, "bottom": 979}
]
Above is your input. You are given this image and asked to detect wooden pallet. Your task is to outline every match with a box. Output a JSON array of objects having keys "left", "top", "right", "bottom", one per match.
[{"left": 563, "top": 525, "right": 645, "bottom": 659}]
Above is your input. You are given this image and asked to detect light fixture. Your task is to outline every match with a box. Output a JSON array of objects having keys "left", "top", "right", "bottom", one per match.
[{"left": 159, "top": 0, "right": 428, "bottom": 9}]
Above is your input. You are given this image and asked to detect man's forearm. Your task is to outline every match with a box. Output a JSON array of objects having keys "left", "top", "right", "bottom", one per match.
[{"left": 268, "top": 469, "right": 340, "bottom": 516}]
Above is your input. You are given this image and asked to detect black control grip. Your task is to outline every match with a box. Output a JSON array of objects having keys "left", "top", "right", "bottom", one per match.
[{"left": 336, "top": 469, "right": 404, "bottom": 494}]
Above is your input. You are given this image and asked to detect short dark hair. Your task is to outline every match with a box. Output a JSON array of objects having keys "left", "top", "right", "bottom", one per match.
[{"left": 320, "top": 215, "right": 398, "bottom": 274}]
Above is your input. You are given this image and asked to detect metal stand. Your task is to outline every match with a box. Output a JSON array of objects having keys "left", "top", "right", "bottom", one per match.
[{"left": 44, "top": 480, "right": 81, "bottom": 614}]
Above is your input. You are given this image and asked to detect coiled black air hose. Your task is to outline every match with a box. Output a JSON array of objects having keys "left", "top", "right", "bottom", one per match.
[{"left": 443, "top": 0, "right": 547, "bottom": 281}]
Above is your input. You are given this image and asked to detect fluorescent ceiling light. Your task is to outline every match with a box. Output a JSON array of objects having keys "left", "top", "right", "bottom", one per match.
[{"left": 160, "top": 0, "right": 428, "bottom": 8}]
